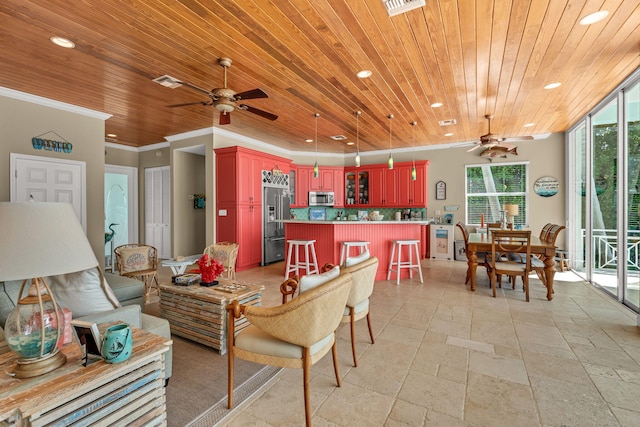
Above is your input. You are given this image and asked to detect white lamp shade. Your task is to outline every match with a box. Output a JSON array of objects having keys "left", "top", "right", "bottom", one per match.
[
  {"left": 504, "top": 204, "right": 519, "bottom": 216},
  {"left": 0, "top": 202, "right": 98, "bottom": 281}
]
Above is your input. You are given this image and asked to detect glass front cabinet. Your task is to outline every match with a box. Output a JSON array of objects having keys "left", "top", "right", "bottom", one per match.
[{"left": 344, "top": 168, "right": 370, "bottom": 206}]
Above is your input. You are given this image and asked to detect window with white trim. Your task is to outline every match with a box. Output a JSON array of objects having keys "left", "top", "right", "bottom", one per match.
[{"left": 466, "top": 162, "right": 528, "bottom": 226}]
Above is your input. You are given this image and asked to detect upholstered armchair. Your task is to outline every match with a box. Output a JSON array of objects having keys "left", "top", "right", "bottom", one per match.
[{"left": 227, "top": 272, "right": 352, "bottom": 427}]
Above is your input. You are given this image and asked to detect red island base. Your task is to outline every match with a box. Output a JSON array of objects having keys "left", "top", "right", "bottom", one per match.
[{"left": 284, "top": 221, "right": 427, "bottom": 281}]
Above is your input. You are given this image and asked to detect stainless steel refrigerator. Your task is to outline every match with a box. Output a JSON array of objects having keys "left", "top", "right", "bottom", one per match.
[{"left": 263, "top": 186, "right": 290, "bottom": 265}]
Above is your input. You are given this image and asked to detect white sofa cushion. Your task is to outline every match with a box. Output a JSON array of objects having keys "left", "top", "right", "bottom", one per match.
[{"left": 47, "top": 267, "right": 120, "bottom": 317}]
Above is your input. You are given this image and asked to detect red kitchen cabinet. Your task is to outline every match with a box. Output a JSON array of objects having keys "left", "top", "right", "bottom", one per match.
[
  {"left": 370, "top": 166, "right": 398, "bottom": 206},
  {"left": 397, "top": 161, "right": 428, "bottom": 207},
  {"left": 215, "top": 146, "right": 291, "bottom": 271},
  {"left": 295, "top": 165, "right": 343, "bottom": 207}
]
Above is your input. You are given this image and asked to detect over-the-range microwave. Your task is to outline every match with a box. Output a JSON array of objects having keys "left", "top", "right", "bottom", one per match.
[{"left": 308, "top": 191, "right": 335, "bottom": 206}]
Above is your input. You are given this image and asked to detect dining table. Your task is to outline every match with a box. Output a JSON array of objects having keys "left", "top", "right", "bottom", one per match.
[{"left": 466, "top": 232, "right": 557, "bottom": 300}]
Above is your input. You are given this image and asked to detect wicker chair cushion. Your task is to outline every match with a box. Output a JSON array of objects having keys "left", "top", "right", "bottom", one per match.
[
  {"left": 235, "top": 325, "right": 333, "bottom": 359},
  {"left": 119, "top": 247, "right": 152, "bottom": 273},
  {"left": 298, "top": 265, "right": 340, "bottom": 294},
  {"left": 345, "top": 249, "right": 371, "bottom": 267},
  {"left": 343, "top": 299, "right": 369, "bottom": 316}
]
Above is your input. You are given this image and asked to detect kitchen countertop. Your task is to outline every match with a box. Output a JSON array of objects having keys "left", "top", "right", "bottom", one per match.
[{"left": 282, "top": 219, "right": 432, "bottom": 225}]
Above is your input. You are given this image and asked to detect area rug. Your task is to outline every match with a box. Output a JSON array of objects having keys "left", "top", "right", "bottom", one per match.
[{"left": 145, "top": 303, "right": 280, "bottom": 426}]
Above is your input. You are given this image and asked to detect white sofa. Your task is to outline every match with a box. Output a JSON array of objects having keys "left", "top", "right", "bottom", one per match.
[{"left": 0, "top": 267, "right": 172, "bottom": 380}]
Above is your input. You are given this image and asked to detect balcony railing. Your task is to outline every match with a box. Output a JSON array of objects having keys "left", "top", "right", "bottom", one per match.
[{"left": 587, "top": 229, "right": 640, "bottom": 271}]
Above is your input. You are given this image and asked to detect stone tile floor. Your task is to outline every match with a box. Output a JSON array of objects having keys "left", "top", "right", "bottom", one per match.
[{"left": 172, "top": 259, "right": 640, "bottom": 426}]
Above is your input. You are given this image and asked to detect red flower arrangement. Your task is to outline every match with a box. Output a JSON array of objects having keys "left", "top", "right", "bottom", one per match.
[{"left": 197, "top": 254, "right": 225, "bottom": 283}]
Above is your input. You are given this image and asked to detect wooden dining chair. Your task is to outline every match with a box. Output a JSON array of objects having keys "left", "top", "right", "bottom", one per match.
[
  {"left": 456, "top": 222, "right": 489, "bottom": 285},
  {"left": 488, "top": 230, "right": 532, "bottom": 301},
  {"left": 531, "top": 224, "right": 565, "bottom": 287},
  {"left": 114, "top": 243, "right": 159, "bottom": 302}
]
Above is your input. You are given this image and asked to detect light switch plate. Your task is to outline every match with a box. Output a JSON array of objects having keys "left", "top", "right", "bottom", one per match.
[{"left": 219, "top": 209, "right": 227, "bottom": 216}]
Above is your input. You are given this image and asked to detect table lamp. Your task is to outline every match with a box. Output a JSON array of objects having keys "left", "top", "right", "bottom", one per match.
[
  {"left": 504, "top": 204, "right": 519, "bottom": 229},
  {"left": 0, "top": 202, "right": 99, "bottom": 378}
]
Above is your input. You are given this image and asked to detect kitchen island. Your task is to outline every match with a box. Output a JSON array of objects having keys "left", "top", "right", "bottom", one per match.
[{"left": 284, "top": 220, "right": 430, "bottom": 281}]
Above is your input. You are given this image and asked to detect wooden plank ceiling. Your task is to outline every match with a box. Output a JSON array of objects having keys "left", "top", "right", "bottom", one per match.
[{"left": 0, "top": 1, "right": 638, "bottom": 154}]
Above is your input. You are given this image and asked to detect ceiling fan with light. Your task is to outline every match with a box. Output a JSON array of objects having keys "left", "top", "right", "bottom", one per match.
[
  {"left": 167, "top": 57, "right": 278, "bottom": 125},
  {"left": 466, "top": 114, "right": 533, "bottom": 152}
]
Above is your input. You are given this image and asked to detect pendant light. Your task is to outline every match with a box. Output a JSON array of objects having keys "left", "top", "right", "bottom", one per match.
[
  {"left": 387, "top": 114, "right": 394, "bottom": 169},
  {"left": 313, "top": 113, "right": 320, "bottom": 178},
  {"left": 410, "top": 121, "right": 417, "bottom": 180},
  {"left": 354, "top": 110, "right": 362, "bottom": 167}
]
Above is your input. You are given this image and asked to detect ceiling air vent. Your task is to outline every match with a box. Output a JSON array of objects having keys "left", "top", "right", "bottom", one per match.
[
  {"left": 330, "top": 135, "right": 347, "bottom": 140},
  {"left": 152, "top": 75, "right": 183, "bottom": 89},
  {"left": 438, "top": 119, "right": 457, "bottom": 126},
  {"left": 383, "top": 0, "right": 426, "bottom": 17}
]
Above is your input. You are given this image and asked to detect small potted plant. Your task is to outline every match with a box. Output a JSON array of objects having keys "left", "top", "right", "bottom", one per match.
[{"left": 197, "top": 254, "right": 225, "bottom": 287}]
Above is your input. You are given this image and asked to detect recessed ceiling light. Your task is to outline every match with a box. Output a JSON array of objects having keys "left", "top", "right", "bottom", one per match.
[
  {"left": 523, "top": 123, "right": 535, "bottom": 127},
  {"left": 444, "top": 133, "right": 454, "bottom": 137},
  {"left": 305, "top": 138, "right": 313, "bottom": 143},
  {"left": 346, "top": 141, "right": 355, "bottom": 146},
  {"left": 580, "top": 11, "right": 609, "bottom": 25},
  {"left": 431, "top": 102, "right": 443, "bottom": 108},
  {"left": 357, "top": 70, "right": 372, "bottom": 78},
  {"left": 544, "top": 82, "right": 561, "bottom": 90},
  {"left": 107, "top": 133, "right": 117, "bottom": 138},
  {"left": 50, "top": 36, "right": 75, "bottom": 48}
]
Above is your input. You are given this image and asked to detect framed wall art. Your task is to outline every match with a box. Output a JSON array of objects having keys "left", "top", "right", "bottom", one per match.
[{"left": 436, "top": 181, "right": 446, "bottom": 200}]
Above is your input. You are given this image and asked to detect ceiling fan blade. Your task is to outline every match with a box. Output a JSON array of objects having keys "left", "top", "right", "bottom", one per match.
[
  {"left": 239, "top": 104, "right": 278, "bottom": 121},
  {"left": 502, "top": 135, "right": 534, "bottom": 141},
  {"left": 167, "top": 100, "right": 211, "bottom": 108},
  {"left": 234, "top": 88, "right": 268, "bottom": 100},
  {"left": 176, "top": 80, "right": 212, "bottom": 96},
  {"left": 466, "top": 144, "right": 482, "bottom": 152},
  {"left": 219, "top": 112, "right": 231, "bottom": 125}
]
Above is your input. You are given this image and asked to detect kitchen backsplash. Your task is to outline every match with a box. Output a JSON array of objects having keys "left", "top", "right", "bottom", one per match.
[{"left": 290, "top": 207, "right": 426, "bottom": 221}]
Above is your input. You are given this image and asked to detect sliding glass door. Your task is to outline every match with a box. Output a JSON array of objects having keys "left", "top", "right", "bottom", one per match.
[
  {"left": 567, "top": 69, "right": 639, "bottom": 313},
  {"left": 625, "top": 81, "right": 639, "bottom": 310}
]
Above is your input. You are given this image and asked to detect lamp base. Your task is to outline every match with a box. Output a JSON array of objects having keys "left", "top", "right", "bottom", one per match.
[{"left": 10, "top": 350, "right": 67, "bottom": 378}]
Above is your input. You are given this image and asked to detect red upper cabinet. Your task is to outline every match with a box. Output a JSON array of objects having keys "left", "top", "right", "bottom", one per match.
[
  {"left": 397, "top": 161, "right": 429, "bottom": 207},
  {"left": 295, "top": 165, "right": 343, "bottom": 207},
  {"left": 369, "top": 166, "right": 398, "bottom": 206}
]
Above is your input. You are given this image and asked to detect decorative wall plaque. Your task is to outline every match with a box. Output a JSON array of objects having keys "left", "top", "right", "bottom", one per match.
[
  {"left": 435, "top": 180, "right": 446, "bottom": 200},
  {"left": 533, "top": 176, "right": 559, "bottom": 197}
]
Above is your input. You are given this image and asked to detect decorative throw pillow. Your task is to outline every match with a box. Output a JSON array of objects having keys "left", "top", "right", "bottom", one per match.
[
  {"left": 119, "top": 247, "right": 151, "bottom": 272},
  {"left": 47, "top": 267, "right": 120, "bottom": 318},
  {"left": 298, "top": 265, "right": 340, "bottom": 294},
  {"left": 345, "top": 249, "right": 371, "bottom": 267}
]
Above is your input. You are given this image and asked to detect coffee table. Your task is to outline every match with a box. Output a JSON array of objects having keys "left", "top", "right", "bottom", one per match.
[{"left": 159, "top": 279, "right": 263, "bottom": 354}]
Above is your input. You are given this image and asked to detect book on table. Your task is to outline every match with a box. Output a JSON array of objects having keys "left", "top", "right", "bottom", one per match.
[{"left": 172, "top": 273, "right": 201, "bottom": 286}]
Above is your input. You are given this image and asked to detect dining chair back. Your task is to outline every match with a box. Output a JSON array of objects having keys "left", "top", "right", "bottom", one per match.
[
  {"left": 488, "top": 230, "right": 532, "bottom": 301},
  {"left": 457, "top": 222, "right": 488, "bottom": 285}
]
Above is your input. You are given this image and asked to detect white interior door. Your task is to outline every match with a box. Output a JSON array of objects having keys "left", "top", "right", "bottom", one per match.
[
  {"left": 145, "top": 166, "right": 171, "bottom": 258},
  {"left": 10, "top": 153, "right": 86, "bottom": 230}
]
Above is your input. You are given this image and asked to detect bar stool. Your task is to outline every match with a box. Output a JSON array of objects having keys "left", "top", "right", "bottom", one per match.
[
  {"left": 387, "top": 239, "right": 423, "bottom": 285},
  {"left": 285, "top": 239, "right": 319, "bottom": 279},
  {"left": 339, "top": 241, "right": 370, "bottom": 266}
]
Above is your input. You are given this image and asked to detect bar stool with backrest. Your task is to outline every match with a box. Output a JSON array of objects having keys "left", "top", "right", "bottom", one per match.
[
  {"left": 339, "top": 241, "right": 370, "bottom": 266},
  {"left": 284, "top": 239, "right": 319, "bottom": 279},
  {"left": 386, "top": 239, "right": 423, "bottom": 285}
]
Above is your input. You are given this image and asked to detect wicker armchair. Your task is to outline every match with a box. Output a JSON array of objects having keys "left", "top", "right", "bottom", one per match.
[
  {"left": 227, "top": 273, "right": 353, "bottom": 427},
  {"left": 203, "top": 242, "right": 239, "bottom": 280},
  {"left": 114, "top": 244, "right": 159, "bottom": 302}
]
